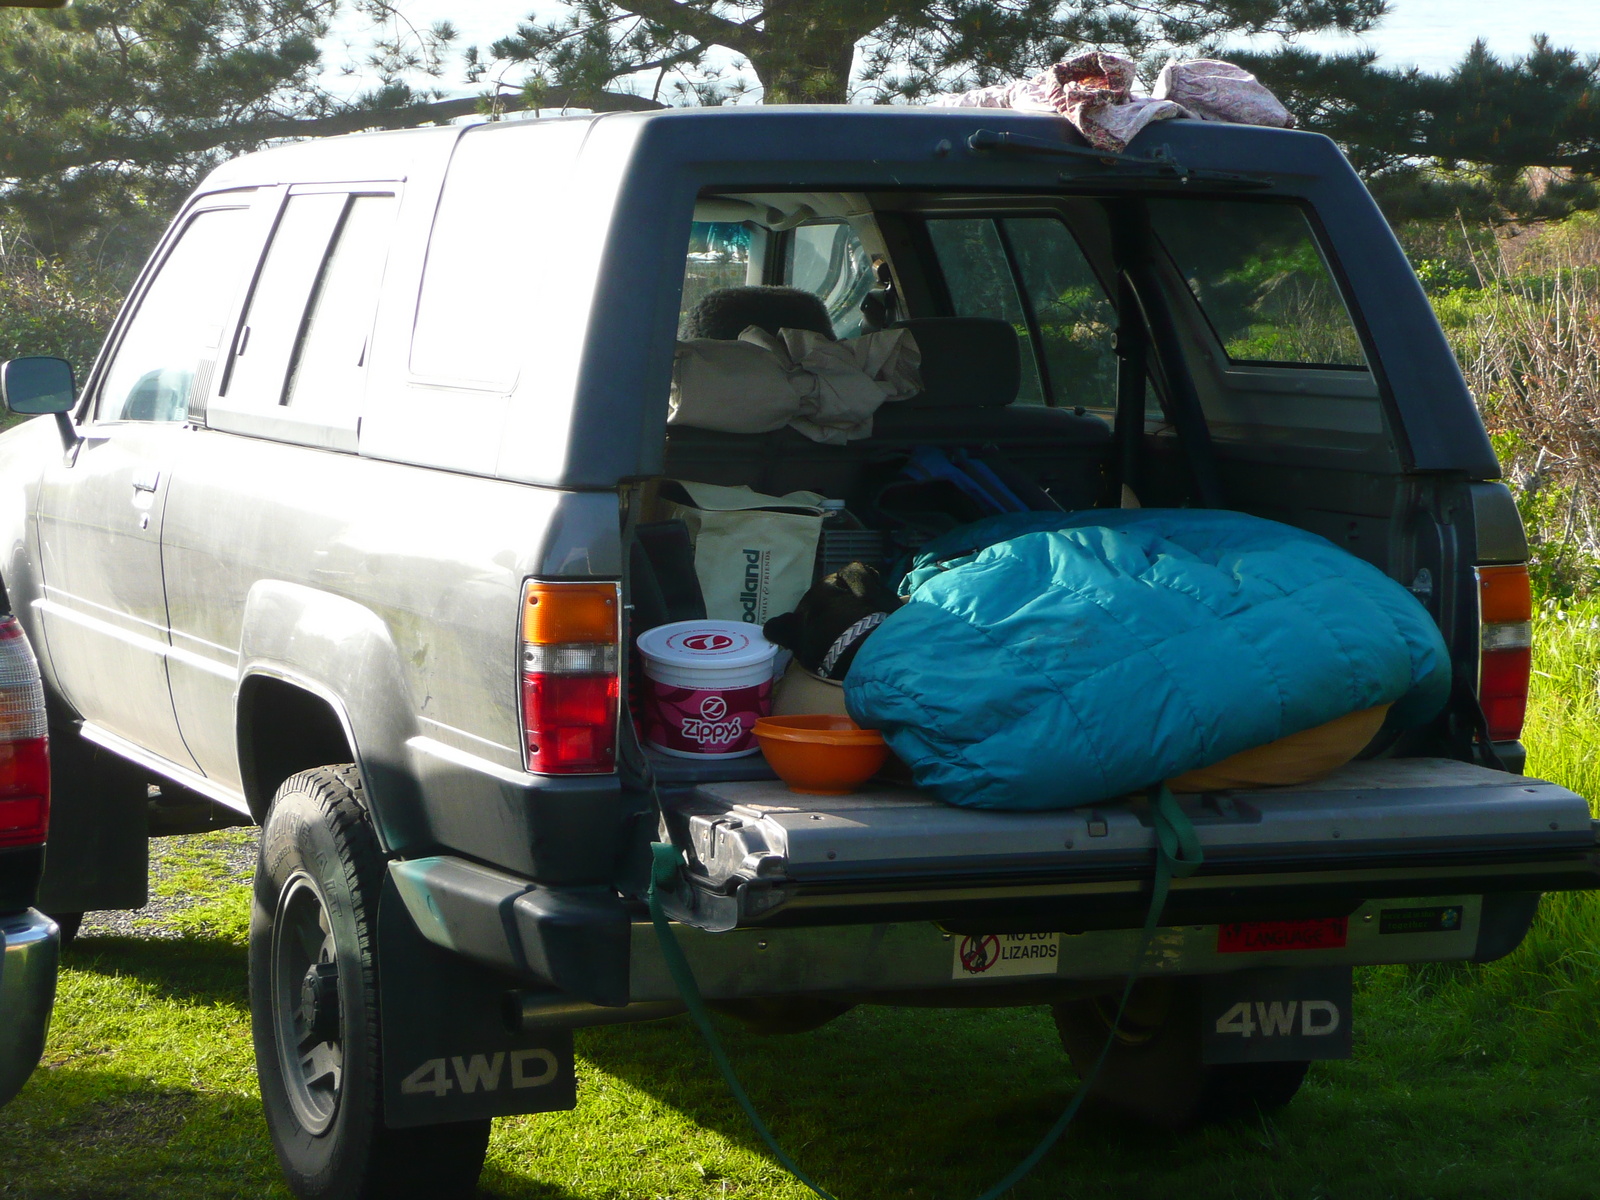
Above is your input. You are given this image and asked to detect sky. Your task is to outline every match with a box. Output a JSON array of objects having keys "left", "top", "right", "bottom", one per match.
[{"left": 319, "top": 0, "right": 1600, "bottom": 104}]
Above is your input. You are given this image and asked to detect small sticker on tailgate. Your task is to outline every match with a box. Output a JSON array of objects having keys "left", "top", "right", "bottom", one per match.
[
  {"left": 952, "top": 933, "right": 1060, "bottom": 978},
  {"left": 1217, "top": 917, "right": 1348, "bottom": 954},
  {"left": 1379, "top": 905, "right": 1463, "bottom": 934}
]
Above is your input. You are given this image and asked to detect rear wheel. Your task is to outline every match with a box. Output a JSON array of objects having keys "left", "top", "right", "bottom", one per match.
[
  {"left": 250, "top": 765, "right": 489, "bottom": 1200},
  {"left": 1053, "top": 978, "right": 1308, "bottom": 1129}
]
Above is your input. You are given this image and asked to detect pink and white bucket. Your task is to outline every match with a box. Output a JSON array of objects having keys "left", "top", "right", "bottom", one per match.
[{"left": 636, "top": 620, "right": 779, "bottom": 758}]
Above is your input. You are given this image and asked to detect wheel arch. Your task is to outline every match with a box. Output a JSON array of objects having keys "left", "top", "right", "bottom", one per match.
[
  {"left": 236, "top": 579, "right": 429, "bottom": 850},
  {"left": 236, "top": 670, "right": 360, "bottom": 825}
]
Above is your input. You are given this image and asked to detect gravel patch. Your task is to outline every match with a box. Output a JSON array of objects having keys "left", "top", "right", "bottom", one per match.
[{"left": 76, "top": 826, "right": 259, "bottom": 940}]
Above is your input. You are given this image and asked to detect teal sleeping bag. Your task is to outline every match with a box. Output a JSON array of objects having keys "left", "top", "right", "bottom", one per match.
[{"left": 843, "top": 510, "right": 1451, "bottom": 811}]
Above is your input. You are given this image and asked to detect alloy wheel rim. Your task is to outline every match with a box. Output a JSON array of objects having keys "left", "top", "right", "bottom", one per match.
[{"left": 272, "top": 871, "right": 344, "bottom": 1134}]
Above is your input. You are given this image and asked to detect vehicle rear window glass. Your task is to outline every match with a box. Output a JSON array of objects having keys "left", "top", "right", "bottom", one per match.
[
  {"left": 1147, "top": 200, "right": 1367, "bottom": 369},
  {"left": 98, "top": 206, "right": 254, "bottom": 422},
  {"left": 409, "top": 121, "right": 588, "bottom": 390},
  {"left": 786, "top": 221, "right": 874, "bottom": 339}
]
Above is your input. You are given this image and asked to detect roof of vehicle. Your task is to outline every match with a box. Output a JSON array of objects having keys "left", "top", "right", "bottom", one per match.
[
  {"left": 200, "top": 103, "right": 1339, "bottom": 193},
  {"left": 195, "top": 104, "right": 1497, "bottom": 483}
]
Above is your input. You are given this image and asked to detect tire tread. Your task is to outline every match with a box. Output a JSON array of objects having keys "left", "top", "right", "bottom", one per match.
[{"left": 253, "top": 764, "right": 488, "bottom": 1200}]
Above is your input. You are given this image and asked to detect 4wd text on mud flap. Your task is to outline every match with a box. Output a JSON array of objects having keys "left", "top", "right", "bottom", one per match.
[
  {"left": 1214, "top": 1000, "right": 1341, "bottom": 1038},
  {"left": 400, "top": 1049, "right": 559, "bottom": 1098}
]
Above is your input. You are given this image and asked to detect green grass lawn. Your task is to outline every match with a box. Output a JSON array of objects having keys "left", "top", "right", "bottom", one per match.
[{"left": 7, "top": 608, "right": 1600, "bottom": 1200}]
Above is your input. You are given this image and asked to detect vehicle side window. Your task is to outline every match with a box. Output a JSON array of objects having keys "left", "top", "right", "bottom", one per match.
[
  {"left": 925, "top": 219, "right": 1047, "bottom": 405},
  {"left": 785, "top": 221, "right": 874, "bottom": 339},
  {"left": 223, "top": 192, "right": 347, "bottom": 410},
  {"left": 1147, "top": 199, "right": 1367, "bottom": 368},
  {"left": 283, "top": 195, "right": 397, "bottom": 421},
  {"left": 96, "top": 207, "right": 254, "bottom": 423},
  {"left": 1001, "top": 217, "right": 1118, "bottom": 412}
]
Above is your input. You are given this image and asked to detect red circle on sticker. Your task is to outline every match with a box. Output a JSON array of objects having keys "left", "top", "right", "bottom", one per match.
[{"left": 959, "top": 935, "right": 1001, "bottom": 974}]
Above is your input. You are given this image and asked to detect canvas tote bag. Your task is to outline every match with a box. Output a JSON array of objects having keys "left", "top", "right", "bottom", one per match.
[{"left": 662, "top": 481, "right": 825, "bottom": 626}]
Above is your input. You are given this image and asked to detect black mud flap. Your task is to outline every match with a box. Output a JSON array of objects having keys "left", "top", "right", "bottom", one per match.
[
  {"left": 1200, "top": 966, "right": 1353, "bottom": 1064},
  {"left": 379, "top": 876, "right": 577, "bottom": 1128}
]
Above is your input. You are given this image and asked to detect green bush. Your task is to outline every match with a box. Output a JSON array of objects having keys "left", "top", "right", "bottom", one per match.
[
  {"left": 0, "top": 247, "right": 122, "bottom": 384},
  {"left": 1420, "top": 215, "right": 1600, "bottom": 599}
]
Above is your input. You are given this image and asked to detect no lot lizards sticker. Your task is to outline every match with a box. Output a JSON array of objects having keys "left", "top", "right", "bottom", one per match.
[{"left": 953, "top": 932, "right": 1061, "bottom": 979}]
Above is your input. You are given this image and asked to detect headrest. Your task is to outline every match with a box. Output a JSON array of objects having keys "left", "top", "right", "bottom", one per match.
[
  {"left": 682, "top": 286, "right": 834, "bottom": 341},
  {"left": 892, "top": 318, "right": 1020, "bottom": 408}
]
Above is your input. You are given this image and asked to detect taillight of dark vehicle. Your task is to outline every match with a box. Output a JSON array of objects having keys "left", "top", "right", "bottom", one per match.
[
  {"left": 519, "top": 581, "right": 620, "bottom": 774},
  {"left": 1476, "top": 564, "right": 1533, "bottom": 744},
  {"left": 0, "top": 616, "right": 49, "bottom": 848}
]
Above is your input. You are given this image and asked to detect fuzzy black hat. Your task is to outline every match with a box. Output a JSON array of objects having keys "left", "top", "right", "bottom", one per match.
[{"left": 681, "top": 285, "right": 834, "bottom": 341}]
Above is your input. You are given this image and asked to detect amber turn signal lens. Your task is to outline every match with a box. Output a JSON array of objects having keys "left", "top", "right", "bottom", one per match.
[
  {"left": 1477, "top": 564, "right": 1532, "bottom": 625},
  {"left": 522, "top": 582, "right": 619, "bottom": 645}
]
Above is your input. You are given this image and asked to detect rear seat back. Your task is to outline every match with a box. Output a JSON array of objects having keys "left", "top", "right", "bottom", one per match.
[
  {"left": 663, "top": 306, "right": 1111, "bottom": 508},
  {"left": 866, "top": 317, "right": 1111, "bottom": 507}
]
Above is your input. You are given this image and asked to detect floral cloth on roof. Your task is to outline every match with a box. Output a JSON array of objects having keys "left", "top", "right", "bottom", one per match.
[{"left": 930, "top": 54, "right": 1294, "bottom": 154}]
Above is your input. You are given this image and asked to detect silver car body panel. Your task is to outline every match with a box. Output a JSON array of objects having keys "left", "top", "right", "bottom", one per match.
[
  {"left": 161, "top": 427, "right": 622, "bottom": 855},
  {"left": 35, "top": 423, "right": 198, "bottom": 769},
  {"left": 0, "top": 417, "right": 60, "bottom": 692}
]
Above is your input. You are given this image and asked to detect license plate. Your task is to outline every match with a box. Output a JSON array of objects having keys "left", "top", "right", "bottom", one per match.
[{"left": 1217, "top": 917, "right": 1348, "bottom": 954}]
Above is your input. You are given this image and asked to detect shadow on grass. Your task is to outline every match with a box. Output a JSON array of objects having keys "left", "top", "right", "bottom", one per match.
[
  {"left": 0, "top": 1065, "right": 287, "bottom": 1200},
  {"left": 565, "top": 1000, "right": 1600, "bottom": 1200},
  {"left": 63, "top": 934, "right": 248, "bottom": 1009},
  {"left": 566, "top": 1004, "right": 1164, "bottom": 1198}
]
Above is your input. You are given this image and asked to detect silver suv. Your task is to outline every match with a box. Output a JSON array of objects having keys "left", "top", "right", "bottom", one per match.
[{"left": 0, "top": 107, "right": 1594, "bottom": 1199}]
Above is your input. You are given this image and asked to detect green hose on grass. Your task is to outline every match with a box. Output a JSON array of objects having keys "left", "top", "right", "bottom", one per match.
[{"left": 647, "top": 783, "right": 1203, "bottom": 1200}]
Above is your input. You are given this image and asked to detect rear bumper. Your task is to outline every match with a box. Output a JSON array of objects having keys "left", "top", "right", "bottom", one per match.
[
  {"left": 387, "top": 757, "right": 1600, "bottom": 1022},
  {"left": 626, "top": 890, "right": 1540, "bottom": 1005},
  {"left": 388, "top": 858, "right": 1563, "bottom": 1023},
  {"left": 0, "top": 908, "right": 59, "bottom": 1106}
]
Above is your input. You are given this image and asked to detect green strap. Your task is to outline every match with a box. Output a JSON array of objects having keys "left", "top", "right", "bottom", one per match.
[
  {"left": 646, "top": 784, "right": 1202, "bottom": 1200},
  {"left": 648, "top": 842, "right": 843, "bottom": 1200}
]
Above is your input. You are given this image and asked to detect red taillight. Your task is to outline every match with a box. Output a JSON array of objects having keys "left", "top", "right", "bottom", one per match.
[
  {"left": 0, "top": 616, "right": 49, "bottom": 848},
  {"left": 1476, "top": 565, "right": 1533, "bottom": 744},
  {"left": 520, "top": 582, "right": 620, "bottom": 774}
]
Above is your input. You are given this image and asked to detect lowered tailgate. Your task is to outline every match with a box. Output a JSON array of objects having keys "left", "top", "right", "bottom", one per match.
[{"left": 661, "top": 758, "right": 1600, "bottom": 931}]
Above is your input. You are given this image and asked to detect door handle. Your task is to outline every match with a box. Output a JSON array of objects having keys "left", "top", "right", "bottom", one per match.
[{"left": 131, "top": 468, "right": 161, "bottom": 493}]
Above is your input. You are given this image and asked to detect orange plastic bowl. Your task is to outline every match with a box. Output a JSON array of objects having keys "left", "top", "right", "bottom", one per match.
[{"left": 753, "top": 714, "right": 888, "bottom": 795}]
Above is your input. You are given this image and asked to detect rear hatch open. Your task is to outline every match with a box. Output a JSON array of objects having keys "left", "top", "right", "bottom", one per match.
[{"left": 656, "top": 758, "right": 1600, "bottom": 932}]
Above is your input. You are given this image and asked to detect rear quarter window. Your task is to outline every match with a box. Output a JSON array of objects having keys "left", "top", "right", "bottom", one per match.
[{"left": 1147, "top": 199, "right": 1366, "bottom": 369}]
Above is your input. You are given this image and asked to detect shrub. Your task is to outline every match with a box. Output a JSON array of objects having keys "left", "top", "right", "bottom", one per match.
[
  {"left": 0, "top": 238, "right": 123, "bottom": 386},
  {"left": 1431, "top": 215, "right": 1600, "bottom": 598}
]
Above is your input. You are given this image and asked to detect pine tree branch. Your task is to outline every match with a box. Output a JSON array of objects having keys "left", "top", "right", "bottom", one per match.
[
  {"left": 4, "top": 89, "right": 668, "bottom": 179},
  {"left": 616, "top": 0, "right": 764, "bottom": 56}
]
